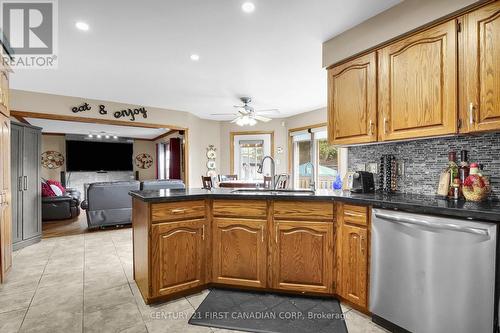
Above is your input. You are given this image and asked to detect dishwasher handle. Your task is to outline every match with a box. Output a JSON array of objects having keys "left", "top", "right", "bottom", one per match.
[{"left": 374, "top": 212, "right": 490, "bottom": 237}]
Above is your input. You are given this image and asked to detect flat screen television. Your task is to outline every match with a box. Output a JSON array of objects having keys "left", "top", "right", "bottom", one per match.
[{"left": 66, "top": 140, "right": 133, "bottom": 172}]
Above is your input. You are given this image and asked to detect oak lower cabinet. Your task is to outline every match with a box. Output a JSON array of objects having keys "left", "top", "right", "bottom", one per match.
[
  {"left": 337, "top": 203, "right": 370, "bottom": 310},
  {"left": 273, "top": 220, "right": 334, "bottom": 294},
  {"left": 462, "top": 1, "right": 500, "bottom": 133},
  {"left": 151, "top": 219, "right": 207, "bottom": 297},
  {"left": 0, "top": 113, "right": 12, "bottom": 282},
  {"left": 340, "top": 224, "right": 368, "bottom": 307},
  {"left": 212, "top": 218, "right": 267, "bottom": 288},
  {"left": 328, "top": 52, "right": 377, "bottom": 145}
]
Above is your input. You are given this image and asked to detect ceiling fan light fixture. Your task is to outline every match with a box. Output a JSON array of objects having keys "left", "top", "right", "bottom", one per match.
[{"left": 248, "top": 117, "right": 257, "bottom": 126}]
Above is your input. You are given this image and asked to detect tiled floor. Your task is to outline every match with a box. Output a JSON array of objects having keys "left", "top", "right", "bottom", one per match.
[{"left": 0, "top": 228, "right": 387, "bottom": 333}]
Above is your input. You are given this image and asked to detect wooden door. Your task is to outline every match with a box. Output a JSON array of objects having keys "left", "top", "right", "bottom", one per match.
[
  {"left": 461, "top": 2, "right": 500, "bottom": 132},
  {"left": 0, "top": 71, "right": 8, "bottom": 117},
  {"left": 151, "top": 219, "right": 206, "bottom": 297},
  {"left": 341, "top": 224, "right": 368, "bottom": 308},
  {"left": 328, "top": 52, "right": 377, "bottom": 145},
  {"left": 0, "top": 115, "right": 12, "bottom": 282},
  {"left": 21, "top": 127, "right": 41, "bottom": 240},
  {"left": 212, "top": 218, "right": 267, "bottom": 288},
  {"left": 273, "top": 221, "right": 333, "bottom": 293},
  {"left": 378, "top": 20, "right": 457, "bottom": 141}
]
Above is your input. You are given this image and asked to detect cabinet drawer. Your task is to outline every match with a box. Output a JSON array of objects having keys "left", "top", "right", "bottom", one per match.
[
  {"left": 343, "top": 204, "right": 368, "bottom": 226},
  {"left": 213, "top": 200, "right": 267, "bottom": 218},
  {"left": 151, "top": 200, "right": 205, "bottom": 222},
  {"left": 274, "top": 201, "right": 334, "bottom": 221}
]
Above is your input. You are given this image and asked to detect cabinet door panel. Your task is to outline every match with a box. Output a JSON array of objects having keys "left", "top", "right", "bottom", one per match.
[
  {"left": 151, "top": 219, "right": 206, "bottom": 297},
  {"left": 328, "top": 52, "right": 377, "bottom": 145},
  {"left": 378, "top": 20, "right": 457, "bottom": 141},
  {"left": 463, "top": 2, "right": 500, "bottom": 132},
  {"left": 212, "top": 218, "right": 266, "bottom": 288},
  {"left": 273, "top": 221, "right": 333, "bottom": 293},
  {"left": 22, "top": 127, "right": 41, "bottom": 240},
  {"left": 0, "top": 115, "right": 12, "bottom": 281},
  {"left": 341, "top": 225, "right": 368, "bottom": 308}
]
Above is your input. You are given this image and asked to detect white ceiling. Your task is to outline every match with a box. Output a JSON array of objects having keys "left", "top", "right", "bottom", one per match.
[
  {"left": 11, "top": 0, "right": 400, "bottom": 120},
  {"left": 26, "top": 118, "right": 168, "bottom": 139}
]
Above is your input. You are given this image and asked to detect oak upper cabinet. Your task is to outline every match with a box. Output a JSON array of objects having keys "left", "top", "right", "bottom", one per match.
[
  {"left": 378, "top": 20, "right": 457, "bottom": 141},
  {"left": 273, "top": 221, "right": 333, "bottom": 294},
  {"left": 341, "top": 224, "right": 368, "bottom": 308},
  {"left": 150, "top": 219, "right": 206, "bottom": 297},
  {"left": 212, "top": 218, "right": 267, "bottom": 288},
  {"left": 461, "top": 1, "right": 500, "bottom": 133},
  {"left": 328, "top": 52, "right": 377, "bottom": 145}
]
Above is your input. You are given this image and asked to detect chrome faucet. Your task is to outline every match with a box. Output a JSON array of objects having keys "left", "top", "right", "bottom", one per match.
[
  {"left": 257, "top": 155, "right": 275, "bottom": 189},
  {"left": 304, "top": 161, "right": 316, "bottom": 192}
]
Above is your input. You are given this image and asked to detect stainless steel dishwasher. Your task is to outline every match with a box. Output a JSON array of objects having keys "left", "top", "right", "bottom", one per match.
[{"left": 370, "top": 208, "right": 497, "bottom": 333}]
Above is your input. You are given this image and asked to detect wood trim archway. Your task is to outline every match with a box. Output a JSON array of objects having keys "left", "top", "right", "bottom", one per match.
[{"left": 11, "top": 110, "right": 190, "bottom": 187}]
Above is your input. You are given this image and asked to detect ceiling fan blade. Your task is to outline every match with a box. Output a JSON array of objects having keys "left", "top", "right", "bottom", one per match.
[
  {"left": 233, "top": 105, "right": 245, "bottom": 108},
  {"left": 210, "top": 113, "right": 237, "bottom": 115},
  {"left": 230, "top": 117, "right": 240, "bottom": 123},
  {"left": 254, "top": 115, "right": 272, "bottom": 122},
  {"left": 255, "top": 109, "right": 280, "bottom": 114}
]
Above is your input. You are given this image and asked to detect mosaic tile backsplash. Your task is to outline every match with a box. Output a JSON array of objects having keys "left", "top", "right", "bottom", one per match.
[{"left": 348, "top": 132, "right": 500, "bottom": 200}]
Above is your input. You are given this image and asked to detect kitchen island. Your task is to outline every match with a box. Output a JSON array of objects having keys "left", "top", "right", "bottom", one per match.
[{"left": 129, "top": 188, "right": 500, "bottom": 314}]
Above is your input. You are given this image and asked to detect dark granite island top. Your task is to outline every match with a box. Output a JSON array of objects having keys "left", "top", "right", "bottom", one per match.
[{"left": 129, "top": 188, "right": 500, "bottom": 223}]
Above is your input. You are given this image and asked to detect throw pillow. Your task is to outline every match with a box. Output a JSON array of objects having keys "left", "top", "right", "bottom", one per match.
[
  {"left": 46, "top": 179, "right": 66, "bottom": 194},
  {"left": 49, "top": 184, "right": 63, "bottom": 196},
  {"left": 41, "top": 182, "right": 55, "bottom": 197}
]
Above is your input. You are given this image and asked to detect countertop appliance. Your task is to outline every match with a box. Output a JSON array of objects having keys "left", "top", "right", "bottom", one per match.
[
  {"left": 370, "top": 209, "right": 498, "bottom": 333},
  {"left": 351, "top": 171, "right": 375, "bottom": 193}
]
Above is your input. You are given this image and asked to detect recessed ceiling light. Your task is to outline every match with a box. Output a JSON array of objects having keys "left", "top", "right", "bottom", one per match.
[
  {"left": 75, "top": 21, "right": 89, "bottom": 31},
  {"left": 113, "top": 135, "right": 118, "bottom": 139},
  {"left": 242, "top": 2, "right": 255, "bottom": 13},
  {"left": 88, "top": 134, "right": 93, "bottom": 138},
  {"left": 96, "top": 134, "right": 102, "bottom": 139},
  {"left": 105, "top": 135, "right": 110, "bottom": 139},
  {"left": 190, "top": 54, "right": 200, "bottom": 61}
]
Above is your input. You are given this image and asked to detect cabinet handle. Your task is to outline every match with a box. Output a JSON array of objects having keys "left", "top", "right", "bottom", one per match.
[
  {"left": 344, "top": 211, "right": 364, "bottom": 218},
  {"left": 18, "top": 177, "right": 23, "bottom": 191},
  {"left": 171, "top": 208, "right": 186, "bottom": 214},
  {"left": 468, "top": 102, "right": 475, "bottom": 125},
  {"left": 369, "top": 120, "right": 375, "bottom": 136},
  {"left": 275, "top": 224, "right": 278, "bottom": 243},
  {"left": 202, "top": 225, "right": 205, "bottom": 240},
  {"left": 383, "top": 117, "right": 388, "bottom": 134},
  {"left": 261, "top": 225, "right": 264, "bottom": 243},
  {"left": 360, "top": 236, "right": 366, "bottom": 255},
  {"left": 23, "top": 176, "right": 28, "bottom": 191}
]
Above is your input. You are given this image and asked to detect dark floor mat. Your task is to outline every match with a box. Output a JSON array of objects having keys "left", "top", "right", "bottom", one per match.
[{"left": 188, "top": 288, "right": 348, "bottom": 333}]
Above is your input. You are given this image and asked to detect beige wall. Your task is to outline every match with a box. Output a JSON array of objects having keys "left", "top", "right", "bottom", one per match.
[
  {"left": 11, "top": 90, "right": 221, "bottom": 187},
  {"left": 322, "top": 0, "right": 481, "bottom": 67},
  {"left": 133, "top": 139, "right": 156, "bottom": 181},
  {"left": 218, "top": 107, "right": 327, "bottom": 175},
  {"left": 41, "top": 134, "right": 66, "bottom": 180}
]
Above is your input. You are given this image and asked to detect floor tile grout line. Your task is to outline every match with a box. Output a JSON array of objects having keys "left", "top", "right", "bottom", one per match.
[
  {"left": 17, "top": 238, "right": 57, "bottom": 332},
  {"left": 109, "top": 230, "right": 150, "bottom": 333}
]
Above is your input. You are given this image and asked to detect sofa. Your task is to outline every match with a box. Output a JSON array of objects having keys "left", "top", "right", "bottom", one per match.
[
  {"left": 140, "top": 179, "right": 185, "bottom": 190},
  {"left": 81, "top": 181, "right": 140, "bottom": 229},
  {"left": 42, "top": 188, "right": 81, "bottom": 221}
]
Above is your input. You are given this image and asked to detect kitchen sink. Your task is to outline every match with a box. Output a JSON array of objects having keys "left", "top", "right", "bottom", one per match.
[{"left": 230, "top": 189, "right": 316, "bottom": 195}]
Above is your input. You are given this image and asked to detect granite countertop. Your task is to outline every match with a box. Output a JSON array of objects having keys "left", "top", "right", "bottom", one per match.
[{"left": 129, "top": 188, "right": 500, "bottom": 223}]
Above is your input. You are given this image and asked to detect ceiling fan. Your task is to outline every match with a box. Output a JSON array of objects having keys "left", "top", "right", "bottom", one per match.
[{"left": 211, "top": 97, "right": 279, "bottom": 126}]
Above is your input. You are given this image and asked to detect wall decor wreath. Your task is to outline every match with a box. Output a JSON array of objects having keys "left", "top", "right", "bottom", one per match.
[{"left": 41, "top": 151, "right": 65, "bottom": 169}]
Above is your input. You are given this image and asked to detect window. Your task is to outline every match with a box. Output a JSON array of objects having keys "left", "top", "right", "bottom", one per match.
[
  {"left": 231, "top": 132, "right": 273, "bottom": 181},
  {"left": 290, "top": 127, "right": 345, "bottom": 190}
]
